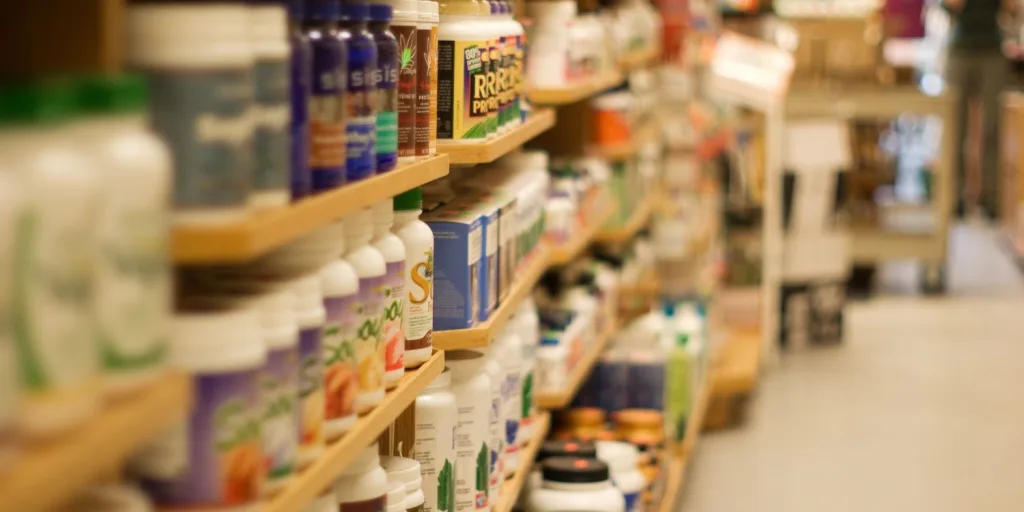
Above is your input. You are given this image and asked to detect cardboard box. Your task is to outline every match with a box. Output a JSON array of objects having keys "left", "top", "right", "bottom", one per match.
[{"left": 424, "top": 206, "right": 483, "bottom": 330}]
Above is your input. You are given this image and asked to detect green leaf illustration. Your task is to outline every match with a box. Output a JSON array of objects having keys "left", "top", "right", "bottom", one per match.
[
  {"left": 401, "top": 48, "right": 414, "bottom": 69},
  {"left": 475, "top": 442, "right": 489, "bottom": 495},
  {"left": 521, "top": 372, "right": 533, "bottom": 417},
  {"left": 438, "top": 459, "right": 455, "bottom": 512}
]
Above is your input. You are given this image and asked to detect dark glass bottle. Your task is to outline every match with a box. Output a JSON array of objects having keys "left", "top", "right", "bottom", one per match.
[
  {"left": 369, "top": 3, "right": 399, "bottom": 173},
  {"left": 339, "top": 1, "right": 379, "bottom": 181},
  {"left": 303, "top": 0, "right": 348, "bottom": 192}
]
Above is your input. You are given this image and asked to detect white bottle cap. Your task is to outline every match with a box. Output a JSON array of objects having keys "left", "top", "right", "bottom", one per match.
[
  {"left": 381, "top": 456, "right": 423, "bottom": 493},
  {"left": 343, "top": 208, "right": 375, "bottom": 247},
  {"left": 291, "top": 274, "right": 326, "bottom": 328},
  {"left": 384, "top": 0, "right": 419, "bottom": 23},
  {"left": 373, "top": 200, "right": 395, "bottom": 230},
  {"left": 254, "top": 288, "right": 299, "bottom": 350},
  {"left": 418, "top": 0, "right": 438, "bottom": 20},
  {"left": 172, "top": 306, "right": 265, "bottom": 373}
]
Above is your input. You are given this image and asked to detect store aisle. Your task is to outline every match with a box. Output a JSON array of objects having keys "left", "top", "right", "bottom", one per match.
[{"left": 679, "top": 224, "right": 1024, "bottom": 512}]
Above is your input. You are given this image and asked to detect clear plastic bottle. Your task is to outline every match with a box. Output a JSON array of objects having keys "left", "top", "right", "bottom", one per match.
[
  {"left": 249, "top": 0, "right": 292, "bottom": 209},
  {"left": 414, "top": 369, "right": 457, "bottom": 512},
  {"left": 392, "top": 189, "right": 433, "bottom": 368},
  {"left": 339, "top": 1, "right": 379, "bottom": 182},
  {"left": 371, "top": 201, "right": 407, "bottom": 389},
  {"left": 320, "top": 232, "right": 361, "bottom": 439},
  {"left": 343, "top": 209, "right": 387, "bottom": 413}
]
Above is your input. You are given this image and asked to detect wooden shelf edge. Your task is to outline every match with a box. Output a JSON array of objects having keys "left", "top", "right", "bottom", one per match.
[
  {"left": 0, "top": 373, "right": 192, "bottom": 511},
  {"left": 549, "top": 203, "right": 617, "bottom": 266},
  {"left": 433, "top": 245, "right": 552, "bottom": 350},
  {"left": 437, "top": 109, "right": 557, "bottom": 165},
  {"left": 527, "top": 72, "right": 625, "bottom": 105},
  {"left": 595, "top": 199, "right": 654, "bottom": 244},
  {"left": 264, "top": 352, "right": 446, "bottom": 512},
  {"left": 172, "top": 155, "right": 451, "bottom": 264},
  {"left": 619, "top": 46, "right": 662, "bottom": 71},
  {"left": 535, "top": 321, "right": 617, "bottom": 409},
  {"left": 492, "top": 412, "right": 552, "bottom": 512}
]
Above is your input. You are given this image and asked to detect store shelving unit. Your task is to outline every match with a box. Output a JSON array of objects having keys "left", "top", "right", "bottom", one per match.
[
  {"left": 491, "top": 412, "right": 552, "bottom": 512},
  {"left": 549, "top": 204, "right": 618, "bottom": 266},
  {"left": 527, "top": 71, "right": 625, "bottom": 106},
  {"left": 535, "top": 321, "right": 617, "bottom": 409},
  {"left": 172, "top": 155, "right": 450, "bottom": 264},
  {"left": 595, "top": 199, "right": 654, "bottom": 244},
  {"left": 618, "top": 46, "right": 662, "bottom": 71},
  {"left": 263, "top": 352, "right": 445, "bottom": 512},
  {"left": 589, "top": 123, "right": 659, "bottom": 161},
  {"left": 0, "top": 374, "right": 192, "bottom": 511},
  {"left": 658, "top": 367, "right": 713, "bottom": 512},
  {"left": 437, "top": 109, "right": 557, "bottom": 165}
]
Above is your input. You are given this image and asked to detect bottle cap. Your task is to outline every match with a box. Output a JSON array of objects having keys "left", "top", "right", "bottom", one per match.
[
  {"left": 76, "top": 74, "right": 148, "bottom": 115},
  {"left": 0, "top": 81, "right": 76, "bottom": 127},
  {"left": 541, "top": 457, "right": 610, "bottom": 484},
  {"left": 369, "top": 3, "right": 393, "bottom": 20},
  {"left": 394, "top": 188, "right": 423, "bottom": 211},
  {"left": 341, "top": 0, "right": 370, "bottom": 20}
]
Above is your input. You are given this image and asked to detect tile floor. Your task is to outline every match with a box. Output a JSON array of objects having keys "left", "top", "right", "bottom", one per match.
[{"left": 679, "top": 224, "right": 1024, "bottom": 512}]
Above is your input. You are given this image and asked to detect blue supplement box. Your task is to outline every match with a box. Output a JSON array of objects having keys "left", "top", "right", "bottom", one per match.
[{"left": 425, "top": 205, "right": 483, "bottom": 330}]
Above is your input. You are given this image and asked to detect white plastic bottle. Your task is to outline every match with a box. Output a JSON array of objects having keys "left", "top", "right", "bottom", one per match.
[
  {"left": 495, "top": 329, "right": 522, "bottom": 474},
  {"left": 255, "top": 290, "right": 301, "bottom": 496},
  {"left": 527, "top": 458, "right": 625, "bottom": 512},
  {"left": 595, "top": 441, "right": 645, "bottom": 512},
  {"left": 392, "top": 189, "right": 433, "bottom": 368},
  {"left": 381, "top": 456, "right": 426, "bottom": 512},
  {"left": 514, "top": 298, "right": 539, "bottom": 442},
  {"left": 74, "top": 75, "right": 172, "bottom": 398},
  {"left": 343, "top": 209, "right": 387, "bottom": 413},
  {"left": 446, "top": 350, "right": 492, "bottom": 512},
  {"left": 0, "top": 81, "right": 101, "bottom": 439},
  {"left": 335, "top": 444, "right": 389, "bottom": 511},
  {"left": 371, "top": 200, "right": 407, "bottom": 389},
  {"left": 293, "top": 275, "right": 327, "bottom": 468},
  {"left": 249, "top": 0, "right": 291, "bottom": 209},
  {"left": 483, "top": 348, "right": 505, "bottom": 504},
  {"left": 320, "top": 235, "right": 361, "bottom": 440},
  {"left": 414, "top": 369, "right": 457, "bottom": 512}
]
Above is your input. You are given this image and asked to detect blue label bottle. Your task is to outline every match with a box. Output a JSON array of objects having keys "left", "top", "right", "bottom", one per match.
[
  {"left": 303, "top": 0, "right": 347, "bottom": 192},
  {"left": 288, "top": 0, "right": 313, "bottom": 198},
  {"left": 339, "top": 1, "right": 379, "bottom": 182},
  {"left": 368, "top": 3, "right": 399, "bottom": 174}
]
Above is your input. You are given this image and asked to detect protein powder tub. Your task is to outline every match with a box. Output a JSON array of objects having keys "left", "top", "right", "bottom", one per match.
[
  {"left": 372, "top": 201, "right": 407, "bottom": 389},
  {"left": 447, "top": 350, "right": 492, "bottom": 512},
  {"left": 393, "top": 189, "right": 433, "bottom": 368},
  {"left": 293, "top": 274, "right": 327, "bottom": 468},
  {"left": 303, "top": 0, "right": 347, "bottom": 192},
  {"left": 528, "top": 458, "right": 625, "bottom": 512},
  {"left": 595, "top": 441, "right": 645, "bottom": 512},
  {"left": 381, "top": 456, "right": 426, "bottom": 512},
  {"left": 126, "top": 3, "right": 252, "bottom": 225},
  {"left": 287, "top": 0, "right": 312, "bottom": 198},
  {"left": 336, "top": 443, "right": 389, "bottom": 512},
  {"left": 343, "top": 209, "right": 387, "bottom": 413},
  {"left": 320, "top": 234, "right": 361, "bottom": 439},
  {"left": 249, "top": 0, "right": 291, "bottom": 210},
  {"left": 339, "top": 1, "right": 379, "bottom": 182},
  {"left": 414, "top": 369, "right": 457, "bottom": 512},
  {"left": 369, "top": 3, "right": 399, "bottom": 173},
  {"left": 516, "top": 440, "right": 598, "bottom": 511},
  {"left": 437, "top": 0, "right": 490, "bottom": 142}
]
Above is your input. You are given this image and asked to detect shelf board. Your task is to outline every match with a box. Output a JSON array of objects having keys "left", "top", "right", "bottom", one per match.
[
  {"left": 595, "top": 199, "right": 654, "bottom": 244},
  {"left": 535, "top": 321, "right": 616, "bottom": 409},
  {"left": 436, "top": 109, "right": 557, "bottom": 165},
  {"left": 0, "top": 373, "right": 192, "bottom": 511},
  {"left": 432, "top": 245, "right": 551, "bottom": 350},
  {"left": 618, "top": 46, "right": 662, "bottom": 71},
  {"left": 710, "top": 327, "right": 763, "bottom": 398},
  {"left": 264, "top": 352, "right": 446, "bottom": 512},
  {"left": 172, "top": 155, "right": 450, "bottom": 264},
  {"left": 527, "top": 71, "right": 625, "bottom": 105},
  {"left": 548, "top": 204, "right": 617, "bottom": 266},
  {"left": 492, "top": 412, "right": 552, "bottom": 512}
]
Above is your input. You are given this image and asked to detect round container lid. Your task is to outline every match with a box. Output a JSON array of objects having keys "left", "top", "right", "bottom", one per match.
[
  {"left": 76, "top": 74, "right": 147, "bottom": 115},
  {"left": 381, "top": 456, "right": 423, "bottom": 492},
  {"left": 0, "top": 81, "right": 76, "bottom": 127},
  {"left": 614, "top": 409, "right": 662, "bottom": 428},
  {"left": 394, "top": 188, "right": 423, "bottom": 211},
  {"left": 538, "top": 440, "right": 597, "bottom": 463},
  {"left": 172, "top": 306, "right": 265, "bottom": 372},
  {"left": 541, "top": 457, "right": 610, "bottom": 484},
  {"left": 386, "top": 477, "right": 406, "bottom": 509},
  {"left": 383, "top": 0, "right": 419, "bottom": 20},
  {"left": 369, "top": 3, "right": 393, "bottom": 20}
]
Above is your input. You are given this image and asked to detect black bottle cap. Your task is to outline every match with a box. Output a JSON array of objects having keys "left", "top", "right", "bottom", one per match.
[{"left": 541, "top": 457, "right": 610, "bottom": 484}]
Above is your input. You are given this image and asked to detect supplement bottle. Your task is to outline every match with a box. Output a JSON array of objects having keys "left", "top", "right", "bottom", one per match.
[
  {"left": 523, "top": 1, "right": 574, "bottom": 89},
  {"left": 369, "top": 3, "right": 400, "bottom": 173},
  {"left": 73, "top": 74, "right": 172, "bottom": 398},
  {"left": 343, "top": 209, "right": 387, "bottom": 413},
  {"left": 481, "top": 0, "right": 501, "bottom": 138},
  {"left": 339, "top": 1, "right": 379, "bottom": 182},
  {"left": 249, "top": 0, "right": 291, "bottom": 210},
  {"left": 381, "top": 456, "right": 426, "bottom": 512},
  {"left": 518, "top": 440, "right": 598, "bottom": 510},
  {"left": 595, "top": 441, "right": 645, "bottom": 512},
  {"left": 293, "top": 274, "right": 328, "bottom": 468},
  {"left": 303, "top": 0, "right": 348, "bottom": 192},
  {"left": 126, "top": 3, "right": 252, "bottom": 225},
  {"left": 415, "top": 0, "right": 434, "bottom": 156},
  {"left": 437, "top": 0, "right": 491, "bottom": 142},
  {"left": 446, "top": 350, "right": 492, "bottom": 512},
  {"left": 144, "top": 307, "right": 265, "bottom": 509},
  {"left": 371, "top": 201, "right": 407, "bottom": 389},
  {"left": 421, "top": 1, "right": 439, "bottom": 154},
  {"left": 495, "top": 328, "right": 523, "bottom": 474},
  {"left": 288, "top": 0, "right": 313, "bottom": 198},
  {"left": 335, "top": 443, "right": 389, "bottom": 512},
  {"left": 393, "top": 189, "right": 433, "bottom": 368},
  {"left": 514, "top": 298, "right": 539, "bottom": 441},
  {"left": 387, "top": 477, "right": 407, "bottom": 512},
  {"left": 483, "top": 348, "right": 505, "bottom": 505},
  {"left": 306, "top": 491, "right": 338, "bottom": 512},
  {"left": 384, "top": 0, "right": 419, "bottom": 163},
  {"left": 497, "top": 1, "right": 523, "bottom": 130},
  {"left": 320, "top": 232, "right": 361, "bottom": 439},
  {"left": 527, "top": 457, "right": 625, "bottom": 512},
  {"left": 0, "top": 82, "right": 101, "bottom": 438},
  {"left": 414, "top": 369, "right": 457, "bottom": 512}
]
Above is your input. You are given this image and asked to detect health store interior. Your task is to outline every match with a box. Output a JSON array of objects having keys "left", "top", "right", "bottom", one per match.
[{"left": 4, "top": 0, "right": 1020, "bottom": 510}]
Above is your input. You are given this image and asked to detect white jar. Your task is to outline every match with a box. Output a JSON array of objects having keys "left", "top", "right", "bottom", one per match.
[
  {"left": 126, "top": 3, "right": 253, "bottom": 225},
  {"left": 74, "top": 75, "right": 172, "bottom": 398},
  {"left": 514, "top": 298, "right": 539, "bottom": 442},
  {"left": 483, "top": 349, "right": 505, "bottom": 503},
  {"left": 248, "top": 1, "right": 291, "bottom": 210},
  {"left": 320, "top": 235, "right": 361, "bottom": 440},
  {"left": 293, "top": 274, "right": 327, "bottom": 468},
  {"left": 343, "top": 209, "right": 387, "bottom": 413},
  {"left": 63, "top": 485, "right": 154, "bottom": 512},
  {"left": 446, "top": 350, "right": 492, "bottom": 512},
  {"left": 142, "top": 306, "right": 265, "bottom": 509},
  {"left": 335, "top": 444, "right": 389, "bottom": 512},
  {"left": 381, "top": 456, "right": 426, "bottom": 512},
  {"left": 392, "top": 189, "right": 433, "bottom": 368},
  {"left": 519, "top": 440, "right": 599, "bottom": 510},
  {"left": 255, "top": 289, "right": 301, "bottom": 496},
  {"left": 595, "top": 441, "right": 645, "bottom": 512},
  {"left": 527, "top": 458, "right": 625, "bottom": 512},
  {"left": 524, "top": 1, "right": 575, "bottom": 87},
  {"left": 0, "top": 82, "right": 101, "bottom": 439},
  {"left": 371, "top": 200, "right": 407, "bottom": 389},
  {"left": 414, "top": 369, "right": 457, "bottom": 512},
  {"left": 494, "top": 329, "right": 522, "bottom": 474},
  {"left": 387, "top": 477, "right": 407, "bottom": 512}
]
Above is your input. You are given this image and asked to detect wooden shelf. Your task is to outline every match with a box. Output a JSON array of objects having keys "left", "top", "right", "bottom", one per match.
[
  {"left": 0, "top": 373, "right": 192, "bottom": 511},
  {"left": 432, "top": 245, "right": 551, "bottom": 350},
  {"left": 618, "top": 46, "right": 662, "bottom": 71},
  {"left": 436, "top": 109, "right": 556, "bottom": 165},
  {"left": 595, "top": 199, "right": 654, "bottom": 244},
  {"left": 172, "top": 155, "right": 450, "bottom": 264},
  {"left": 491, "top": 412, "right": 552, "bottom": 512},
  {"left": 535, "top": 321, "right": 616, "bottom": 409},
  {"left": 710, "top": 327, "right": 762, "bottom": 398},
  {"left": 548, "top": 203, "right": 617, "bottom": 266},
  {"left": 527, "top": 71, "right": 625, "bottom": 105},
  {"left": 264, "top": 352, "right": 446, "bottom": 512}
]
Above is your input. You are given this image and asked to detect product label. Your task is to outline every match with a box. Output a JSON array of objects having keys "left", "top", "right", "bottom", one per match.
[
  {"left": 145, "top": 68, "right": 251, "bottom": 209},
  {"left": 405, "top": 246, "right": 433, "bottom": 350},
  {"left": 502, "top": 370, "right": 521, "bottom": 458},
  {"left": 262, "top": 346, "right": 300, "bottom": 481},
  {"left": 376, "top": 35, "right": 399, "bottom": 172},
  {"left": 486, "top": 39, "right": 500, "bottom": 134},
  {"left": 253, "top": 57, "right": 291, "bottom": 195},
  {"left": 309, "top": 42, "right": 347, "bottom": 188},
  {"left": 428, "top": 25, "right": 439, "bottom": 152},
  {"left": 468, "top": 227, "right": 482, "bottom": 325},
  {"left": 298, "top": 327, "right": 326, "bottom": 454},
  {"left": 416, "top": 27, "right": 433, "bottom": 156},
  {"left": 395, "top": 24, "right": 419, "bottom": 158},
  {"left": 484, "top": 218, "right": 498, "bottom": 313},
  {"left": 488, "top": 384, "right": 503, "bottom": 499},
  {"left": 501, "top": 35, "right": 516, "bottom": 127},
  {"left": 496, "top": 36, "right": 509, "bottom": 129},
  {"left": 624, "top": 491, "right": 640, "bottom": 512},
  {"left": 347, "top": 45, "right": 377, "bottom": 181},
  {"left": 513, "top": 33, "right": 524, "bottom": 122},
  {"left": 290, "top": 35, "right": 312, "bottom": 196},
  {"left": 323, "top": 294, "right": 359, "bottom": 423},
  {"left": 436, "top": 39, "right": 489, "bottom": 140},
  {"left": 141, "top": 368, "right": 261, "bottom": 507},
  {"left": 340, "top": 495, "right": 386, "bottom": 512},
  {"left": 521, "top": 370, "right": 534, "bottom": 423},
  {"left": 356, "top": 275, "right": 387, "bottom": 396},
  {"left": 383, "top": 260, "right": 405, "bottom": 373},
  {"left": 414, "top": 399, "right": 456, "bottom": 512}
]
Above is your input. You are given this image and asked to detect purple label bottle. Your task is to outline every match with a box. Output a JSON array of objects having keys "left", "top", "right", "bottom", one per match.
[
  {"left": 339, "top": 1, "right": 379, "bottom": 182},
  {"left": 289, "top": 0, "right": 313, "bottom": 198},
  {"left": 369, "top": 3, "right": 399, "bottom": 173},
  {"left": 303, "top": 0, "right": 347, "bottom": 192}
]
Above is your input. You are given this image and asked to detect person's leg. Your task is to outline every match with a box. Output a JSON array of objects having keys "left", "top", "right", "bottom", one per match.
[
  {"left": 946, "top": 52, "right": 976, "bottom": 216},
  {"left": 979, "top": 52, "right": 1010, "bottom": 219}
]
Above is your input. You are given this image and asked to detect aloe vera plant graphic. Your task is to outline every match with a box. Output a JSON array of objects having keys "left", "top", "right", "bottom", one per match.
[
  {"left": 475, "top": 442, "right": 489, "bottom": 497},
  {"left": 399, "top": 31, "right": 417, "bottom": 74},
  {"left": 438, "top": 459, "right": 455, "bottom": 512}
]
